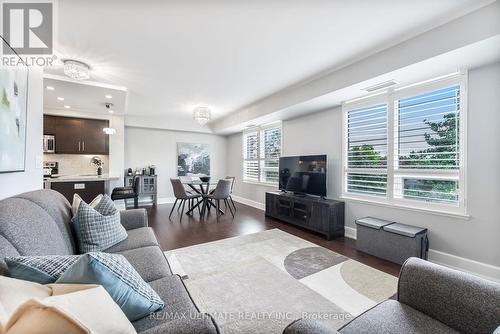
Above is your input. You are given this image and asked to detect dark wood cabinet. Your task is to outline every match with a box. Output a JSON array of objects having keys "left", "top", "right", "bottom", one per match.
[
  {"left": 44, "top": 115, "right": 109, "bottom": 154},
  {"left": 265, "top": 191, "right": 345, "bottom": 240},
  {"left": 43, "top": 115, "right": 57, "bottom": 135},
  {"left": 55, "top": 117, "right": 82, "bottom": 154},
  {"left": 50, "top": 181, "right": 105, "bottom": 203},
  {"left": 81, "top": 118, "right": 109, "bottom": 154}
]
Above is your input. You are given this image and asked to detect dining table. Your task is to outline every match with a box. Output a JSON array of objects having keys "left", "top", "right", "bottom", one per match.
[{"left": 181, "top": 180, "right": 224, "bottom": 216}]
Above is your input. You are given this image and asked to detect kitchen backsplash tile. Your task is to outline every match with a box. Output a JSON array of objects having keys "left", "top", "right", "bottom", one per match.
[{"left": 43, "top": 154, "right": 109, "bottom": 176}]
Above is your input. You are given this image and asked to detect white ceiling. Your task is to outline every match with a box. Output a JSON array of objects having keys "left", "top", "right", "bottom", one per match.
[
  {"left": 43, "top": 77, "right": 127, "bottom": 115},
  {"left": 44, "top": 0, "right": 494, "bottom": 126}
]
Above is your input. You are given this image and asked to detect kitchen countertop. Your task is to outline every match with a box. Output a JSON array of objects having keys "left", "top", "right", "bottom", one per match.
[{"left": 45, "top": 174, "right": 120, "bottom": 183}]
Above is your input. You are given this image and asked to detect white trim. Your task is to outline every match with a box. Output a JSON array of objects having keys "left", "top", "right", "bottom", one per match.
[
  {"left": 242, "top": 180, "right": 279, "bottom": 188},
  {"left": 344, "top": 226, "right": 357, "bottom": 240},
  {"left": 157, "top": 197, "right": 176, "bottom": 204},
  {"left": 114, "top": 197, "right": 175, "bottom": 210},
  {"left": 230, "top": 195, "right": 265, "bottom": 211},
  {"left": 340, "top": 195, "right": 470, "bottom": 219},
  {"left": 428, "top": 249, "right": 500, "bottom": 283}
]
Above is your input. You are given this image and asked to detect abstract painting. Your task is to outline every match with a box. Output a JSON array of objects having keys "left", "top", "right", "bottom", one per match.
[
  {"left": 177, "top": 142, "right": 210, "bottom": 176},
  {"left": 0, "top": 52, "right": 29, "bottom": 173}
]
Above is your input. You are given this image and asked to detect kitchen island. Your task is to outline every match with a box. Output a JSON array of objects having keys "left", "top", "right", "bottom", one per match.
[{"left": 45, "top": 174, "right": 119, "bottom": 203}]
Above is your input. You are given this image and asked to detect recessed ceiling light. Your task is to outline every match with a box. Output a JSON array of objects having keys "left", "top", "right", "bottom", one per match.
[
  {"left": 105, "top": 94, "right": 112, "bottom": 99},
  {"left": 64, "top": 105, "right": 71, "bottom": 109},
  {"left": 46, "top": 86, "right": 55, "bottom": 90},
  {"left": 108, "top": 110, "right": 114, "bottom": 114},
  {"left": 57, "top": 97, "right": 64, "bottom": 101}
]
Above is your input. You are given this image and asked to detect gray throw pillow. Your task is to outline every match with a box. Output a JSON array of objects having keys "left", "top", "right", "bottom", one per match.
[
  {"left": 72, "top": 195, "right": 127, "bottom": 253},
  {"left": 5, "top": 254, "right": 79, "bottom": 284}
]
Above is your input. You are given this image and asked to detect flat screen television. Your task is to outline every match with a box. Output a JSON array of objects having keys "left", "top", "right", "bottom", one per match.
[{"left": 279, "top": 155, "right": 327, "bottom": 197}]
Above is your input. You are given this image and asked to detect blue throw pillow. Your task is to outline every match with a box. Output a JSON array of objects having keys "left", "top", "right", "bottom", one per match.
[
  {"left": 56, "top": 252, "right": 164, "bottom": 321},
  {"left": 72, "top": 195, "right": 127, "bottom": 253},
  {"left": 5, "top": 255, "right": 80, "bottom": 284}
]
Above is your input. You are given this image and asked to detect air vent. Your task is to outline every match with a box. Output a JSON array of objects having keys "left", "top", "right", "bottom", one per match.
[{"left": 363, "top": 79, "right": 399, "bottom": 92}]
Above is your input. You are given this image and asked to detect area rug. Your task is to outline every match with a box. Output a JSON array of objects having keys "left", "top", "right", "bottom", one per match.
[{"left": 165, "top": 229, "right": 397, "bottom": 334}]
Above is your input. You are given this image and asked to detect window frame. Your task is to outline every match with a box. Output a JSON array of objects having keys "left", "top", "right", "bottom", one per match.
[
  {"left": 242, "top": 121, "right": 282, "bottom": 186},
  {"left": 341, "top": 74, "right": 468, "bottom": 216}
]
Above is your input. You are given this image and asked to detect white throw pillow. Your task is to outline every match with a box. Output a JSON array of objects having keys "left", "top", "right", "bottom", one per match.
[
  {"left": 71, "top": 194, "right": 103, "bottom": 216},
  {"left": 0, "top": 276, "right": 136, "bottom": 334}
]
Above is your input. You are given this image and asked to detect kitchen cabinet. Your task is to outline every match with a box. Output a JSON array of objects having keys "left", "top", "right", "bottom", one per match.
[
  {"left": 55, "top": 117, "right": 82, "bottom": 154},
  {"left": 45, "top": 115, "right": 109, "bottom": 154},
  {"left": 43, "top": 115, "right": 57, "bottom": 135},
  {"left": 81, "top": 118, "right": 109, "bottom": 154}
]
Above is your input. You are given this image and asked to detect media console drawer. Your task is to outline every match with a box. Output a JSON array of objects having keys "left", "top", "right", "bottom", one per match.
[{"left": 265, "top": 191, "right": 345, "bottom": 240}]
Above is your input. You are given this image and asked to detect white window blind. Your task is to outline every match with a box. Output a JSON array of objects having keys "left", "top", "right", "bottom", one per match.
[
  {"left": 243, "top": 124, "right": 281, "bottom": 183},
  {"left": 342, "top": 76, "right": 466, "bottom": 214},
  {"left": 394, "top": 85, "right": 460, "bottom": 204},
  {"left": 243, "top": 131, "right": 259, "bottom": 181},
  {"left": 346, "top": 104, "right": 388, "bottom": 196}
]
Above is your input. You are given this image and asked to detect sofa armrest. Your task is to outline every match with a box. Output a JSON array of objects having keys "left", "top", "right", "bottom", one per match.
[
  {"left": 140, "top": 314, "right": 219, "bottom": 334},
  {"left": 119, "top": 209, "right": 148, "bottom": 230},
  {"left": 398, "top": 257, "right": 500, "bottom": 334},
  {"left": 283, "top": 319, "right": 340, "bottom": 334}
]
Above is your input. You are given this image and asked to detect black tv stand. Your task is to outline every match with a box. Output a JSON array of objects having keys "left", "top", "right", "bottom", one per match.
[{"left": 265, "top": 191, "right": 345, "bottom": 240}]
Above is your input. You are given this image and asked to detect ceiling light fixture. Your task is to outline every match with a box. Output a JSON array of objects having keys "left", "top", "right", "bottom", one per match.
[
  {"left": 64, "top": 105, "right": 71, "bottom": 109},
  {"left": 57, "top": 97, "right": 64, "bottom": 101},
  {"left": 193, "top": 106, "right": 211, "bottom": 125},
  {"left": 63, "top": 59, "right": 91, "bottom": 80},
  {"left": 46, "top": 86, "right": 55, "bottom": 90},
  {"left": 105, "top": 94, "right": 112, "bottom": 99}
]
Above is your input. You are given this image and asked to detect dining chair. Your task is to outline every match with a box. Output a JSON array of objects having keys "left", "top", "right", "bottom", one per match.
[
  {"left": 225, "top": 176, "right": 237, "bottom": 212},
  {"left": 202, "top": 179, "right": 234, "bottom": 221},
  {"left": 169, "top": 178, "right": 201, "bottom": 219}
]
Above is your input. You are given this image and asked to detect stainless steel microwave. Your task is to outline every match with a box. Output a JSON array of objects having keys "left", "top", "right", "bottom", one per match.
[{"left": 43, "top": 135, "right": 55, "bottom": 153}]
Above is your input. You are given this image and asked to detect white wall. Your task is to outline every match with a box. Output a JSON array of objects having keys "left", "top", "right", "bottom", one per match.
[
  {"left": 0, "top": 67, "right": 43, "bottom": 200},
  {"left": 226, "top": 62, "right": 500, "bottom": 279},
  {"left": 125, "top": 127, "right": 227, "bottom": 200}
]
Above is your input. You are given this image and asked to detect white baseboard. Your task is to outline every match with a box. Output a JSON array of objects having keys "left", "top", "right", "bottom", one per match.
[
  {"left": 344, "top": 226, "right": 357, "bottom": 240},
  {"left": 231, "top": 195, "right": 265, "bottom": 211},
  {"left": 114, "top": 197, "right": 174, "bottom": 210},
  {"left": 428, "top": 249, "right": 500, "bottom": 283}
]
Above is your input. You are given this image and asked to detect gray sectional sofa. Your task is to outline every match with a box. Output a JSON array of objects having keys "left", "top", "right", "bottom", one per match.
[
  {"left": 284, "top": 257, "right": 500, "bottom": 334},
  {"left": 0, "top": 189, "right": 219, "bottom": 334}
]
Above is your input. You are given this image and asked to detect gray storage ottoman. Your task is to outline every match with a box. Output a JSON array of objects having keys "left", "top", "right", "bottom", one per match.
[{"left": 356, "top": 217, "right": 429, "bottom": 265}]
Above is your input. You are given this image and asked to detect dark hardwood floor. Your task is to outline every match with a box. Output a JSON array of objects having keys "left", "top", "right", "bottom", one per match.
[{"left": 146, "top": 201, "right": 401, "bottom": 277}]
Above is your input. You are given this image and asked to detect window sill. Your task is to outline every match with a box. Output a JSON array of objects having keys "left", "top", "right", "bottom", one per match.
[
  {"left": 340, "top": 194, "right": 470, "bottom": 220},
  {"left": 242, "top": 180, "right": 279, "bottom": 188}
]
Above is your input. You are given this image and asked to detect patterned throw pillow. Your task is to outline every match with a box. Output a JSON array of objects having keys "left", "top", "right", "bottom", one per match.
[
  {"left": 57, "top": 252, "right": 164, "bottom": 321},
  {"left": 5, "top": 255, "right": 80, "bottom": 284},
  {"left": 72, "top": 195, "right": 127, "bottom": 253}
]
